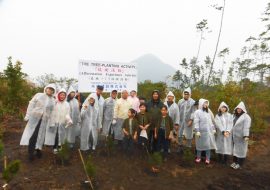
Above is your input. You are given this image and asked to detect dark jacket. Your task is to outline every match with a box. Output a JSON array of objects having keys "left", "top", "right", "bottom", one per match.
[
  {"left": 122, "top": 118, "right": 139, "bottom": 137},
  {"left": 146, "top": 91, "right": 164, "bottom": 129},
  {"left": 156, "top": 115, "right": 173, "bottom": 139},
  {"left": 136, "top": 112, "right": 151, "bottom": 134}
]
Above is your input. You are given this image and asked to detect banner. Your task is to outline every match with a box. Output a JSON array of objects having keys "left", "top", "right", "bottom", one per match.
[{"left": 78, "top": 60, "right": 137, "bottom": 93}]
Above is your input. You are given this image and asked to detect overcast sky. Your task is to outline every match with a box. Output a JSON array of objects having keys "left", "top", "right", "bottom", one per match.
[{"left": 0, "top": 0, "right": 268, "bottom": 79}]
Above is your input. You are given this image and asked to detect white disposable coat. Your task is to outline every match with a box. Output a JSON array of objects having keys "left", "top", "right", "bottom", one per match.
[
  {"left": 232, "top": 102, "right": 251, "bottom": 158},
  {"left": 20, "top": 84, "right": 56, "bottom": 150},
  {"left": 178, "top": 88, "right": 195, "bottom": 139},
  {"left": 194, "top": 99, "right": 217, "bottom": 151},
  {"left": 45, "top": 88, "right": 72, "bottom": 146},
  {"left": 80, "top": 95, "right": 99, "bottom": 151},
  {"left": 215, "top": 102, "right": 233, "bottom": 155},
  {"left": 164, "top": 91, "right": 180, "bottom": 126},
  {"left": 66, "top": 86, "right": 81, "bottom": 143}
]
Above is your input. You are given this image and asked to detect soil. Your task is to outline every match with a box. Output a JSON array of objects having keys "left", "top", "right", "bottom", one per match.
[{"left": 1, "top": 118, "right": 270, "bottom": 190}]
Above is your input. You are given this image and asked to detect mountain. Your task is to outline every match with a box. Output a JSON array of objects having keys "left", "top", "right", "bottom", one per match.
[{"left": 132, "top": 54, "right": 176, "bottom": 82}]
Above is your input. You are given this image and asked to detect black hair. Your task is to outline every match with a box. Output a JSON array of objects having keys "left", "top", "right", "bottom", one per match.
[
  {"left": 129, "top": 108, "right": 137, "bottom": 116},
  {"left": 161, "top": 105, "right": 168, "bottom": 110},
  {"left": 111, "top": 90, "right": 117, "bottom": 93},
  {"left": 218, "top": 106, "right": 228, "bottom": 116}
]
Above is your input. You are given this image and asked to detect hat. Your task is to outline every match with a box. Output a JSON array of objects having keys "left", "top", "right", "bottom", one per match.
[{"left": 97, "top": 85, "right": 104, "bottom": 90}]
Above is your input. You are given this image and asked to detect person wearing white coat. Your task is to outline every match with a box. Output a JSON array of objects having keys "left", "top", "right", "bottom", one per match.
[
  {"left": 66, "top": 86, "right": 81, "bottom": 148},
  {"left": 178, "top": 88, "right": 195, "bottom": 147},
  {"left": 82, "top": 85, "right": 105, "bottom": 131},
  {"left": 215, "top": 102, "right": 233, "bottom": 164},
  {"left": 20, "top": 84, "right": 56, "bottom": 161},
  {"left": 112, "top": 90, "right": 133, "bottom": 143},
  {"left": 231, "top": 102, "right": 251, "bottom": 170},
  {"left": 44, "top": 88, "right": 72, "bottom": 153},
  {"left": 194, "top": 99, "right": 217, "bottom": 164},
  {"left": 80, "top": 94, "right": 99, "bottom": 151},
  {"left": 102, "top": 90, "right": 118, "bottom": 137}
]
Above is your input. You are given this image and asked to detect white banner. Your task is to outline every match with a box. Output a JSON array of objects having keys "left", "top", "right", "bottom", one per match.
[{"left": 78, "top": 60, "right": 137, "bottom": 93}]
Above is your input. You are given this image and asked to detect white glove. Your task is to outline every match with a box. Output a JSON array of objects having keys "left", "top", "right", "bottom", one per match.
[
  {"left": 24, "top": 116, "right": 29, "bottom": 122},
  {"left": 244, "top": 137, "right": 249, "bottom": 142},
  {"left": 213, "top": 129, "right": 216, "bottom": 134},
  {"left": 195, "top": 132, "right": 201, "bottom": 137},
  {"left": 112, "top": 119, "right": 117, "bottom": 125}
]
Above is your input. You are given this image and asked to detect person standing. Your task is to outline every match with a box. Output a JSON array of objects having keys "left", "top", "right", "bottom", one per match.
[
  {"left": 112, "top": 90, "right": 133, "bottom": 145},
  {"left": 80, "top": 94, "right": 99, "bottom": 151},
  {"left": 215, "top": 102, "right": 233, "bottom": 165},
  {"left": 146, "top": 90, "right": 164, "bottom": 152},
  {"left": 45, "top": 88, "right": 72, "bottom": 154},
  {"left": 102, "top": 90, "right": 118, "bottom": 137},
  {"left": 66, "top": 86, "right": 81, "bottom": 148},
  {"left": 178, "top": 88, "right": 195, "bottom": 148},
  {"left": 194, "top": 99, "right": 217, "bottom": 164},
  {"left": 20, "top": 84, "right": 56, "bottom": 161},
  {"left": 83, "top": 85, "right": 105, "bottom": 132},
  {"left": 231, "top": 102, "right": 251, "bottom": 170}
]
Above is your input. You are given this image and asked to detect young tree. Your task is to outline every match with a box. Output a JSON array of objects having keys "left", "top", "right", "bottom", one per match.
[{"left": 207, "top": 0, "right": 226, "bottom": 86}]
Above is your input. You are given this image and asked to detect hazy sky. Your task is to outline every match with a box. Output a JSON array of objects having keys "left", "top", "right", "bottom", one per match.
[{"left": 0, "top": 0, "right": 268, "bottom": 80}]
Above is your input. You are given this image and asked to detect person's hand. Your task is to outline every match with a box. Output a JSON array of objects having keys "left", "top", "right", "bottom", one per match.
[
  {"left": 244, "top": 137, "right": 249, "bottom": 142},
  {"left": 133, "top": 134, "right": 137, "bottom": 140},
  {"left": 24, "top": 116, "right": 29, "bottom": 122},
  {"left": 188, "top": 120, "right": 193, "bottom": 127},
  {"left": 112, "top": 119, "right": 117, "bottom": 125},
  {"left": 84, "top": 105, "right": 88, "bottom": 109},
  {"left": 97, "top": 128, "right": 101, "bottom": 133},
  {"left": 154, "top": 133, "right": 157, "bottom": 139},
  {"left": 213, "top": 129, "right": 216, "bottom": 135},
  {"left": 195, "top": 131, "right": 201, "bottom": 138}
]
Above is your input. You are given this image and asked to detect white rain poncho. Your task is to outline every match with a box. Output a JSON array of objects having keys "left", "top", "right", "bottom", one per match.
[
  {"left": 66, "top": 86, "right": 81, "bottom": 143},
  {"left": 82, "top": 92, "right": 105, "bottom": 130},
  {"left": 102, "top": 92, "right": 117, "bottom": 136},
  {"left": 194, "top": 99, "right": 217, "bottom": 151},
  {"left": 232, "top": 102, "right": 251, "bottom": 158},
  {"left": 80, "top": 94, "right": 99, "bottom": 151},
  {"left": 178, "top": 87, "right": 195, "bottom": 139},
  {"left": 215, "top": 102, "right": 233, "bottom": 155},
  {"left": 20, "top": 84, "right": 56, "bottom": 150},
  {"left": 44, "top": 88, "right": 72, "bottom": 146},
  {"left": 164, "top": 91, "right": 180, "bottom": 126}
]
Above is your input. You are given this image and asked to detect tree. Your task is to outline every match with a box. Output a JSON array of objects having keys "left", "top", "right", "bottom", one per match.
[
  {"left": 3, "top": 57, "right": 27, "bottom": 112},
  {"left": 207, "top": 0, "right": 226, "bottom": 86},
  {"left": 195, "top": 19, "right": 209, "bottom": 65}
]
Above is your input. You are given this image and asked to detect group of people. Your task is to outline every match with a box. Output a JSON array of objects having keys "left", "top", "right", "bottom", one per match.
[{"left": 20, "top": 84, "right": 251, "bottom": 170}]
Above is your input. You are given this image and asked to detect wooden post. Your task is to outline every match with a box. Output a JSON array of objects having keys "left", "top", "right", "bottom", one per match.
[
  {"left": 78, "top": 149, "right": 94, "bottom": 190},
  {"left": 3, "top": 156, "right": 8, "bottom": 190}
]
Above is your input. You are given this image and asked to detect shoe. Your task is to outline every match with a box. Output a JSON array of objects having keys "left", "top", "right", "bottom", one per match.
[
  {"left": 92, "top": 146, "right": 96, "bottom": 151},
  {"left": 230, "top": 162, "right": 236, "bottom": 168},
  {"left": 205, "top": 159, "right": 210, "bottom": 164},
  {"left": 36, "top": 149, "right": 42, "bottom": 158},
  {"left": 195, "top": 158, "right": 201, "bottom": 163},
  {"left": 53, "top": 149, "right": 58, "bottom": 154},
  {"left": 233, "top": 164, "right": 241, "bottom": 170}
]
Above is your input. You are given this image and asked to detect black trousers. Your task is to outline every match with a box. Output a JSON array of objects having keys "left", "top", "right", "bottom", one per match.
[
  {"left": 233, "top": 156, "right": 245, "bottom": 166},
  {"left": 28, "top": 119, "right": 42, "bottom": 155},
  {"left": 53, "top": 127, "right": 59, "bottom": 149}
]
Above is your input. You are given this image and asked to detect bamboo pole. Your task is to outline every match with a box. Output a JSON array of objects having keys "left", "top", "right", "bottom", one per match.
[
  {"left": 3, "top": 156, "right": 8, "bottom": 190},
  {"left": 78, "top": 149, "right": 94, "bottom": 190}
]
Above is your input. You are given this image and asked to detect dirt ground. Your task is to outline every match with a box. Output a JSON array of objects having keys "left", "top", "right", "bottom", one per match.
[{"left": 1, "top": 118, "right": 270, "bottom": 190}]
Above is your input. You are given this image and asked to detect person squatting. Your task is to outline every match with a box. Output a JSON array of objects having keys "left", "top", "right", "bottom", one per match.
[{"left": 20, "top": 85, "right": 251, "bottom": 170}]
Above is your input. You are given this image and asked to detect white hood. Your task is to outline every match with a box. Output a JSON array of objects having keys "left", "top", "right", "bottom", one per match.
[
  {"left": 165, "top": 91, "right": 175, "bottom": 102},
  {"left": 183, "top": 87, "right": 192, "bottom": 98},
  {"left": 198, "top": 98, "right": 209, "bottom": 110},
  {"left": 234, "top": 101, "right": 247, "bottom": 113},
  {"left": 67, "top": 86, "right": 76, "bottom": 96},
  {"left": 218, "top": 101, "right": 229, "bottom": 112},
  {"left": 44, "top": 83, "right": 56, "bottom": 95},
  {"left": 56, "top": 88, "right": 67, "bottom": 102}
]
